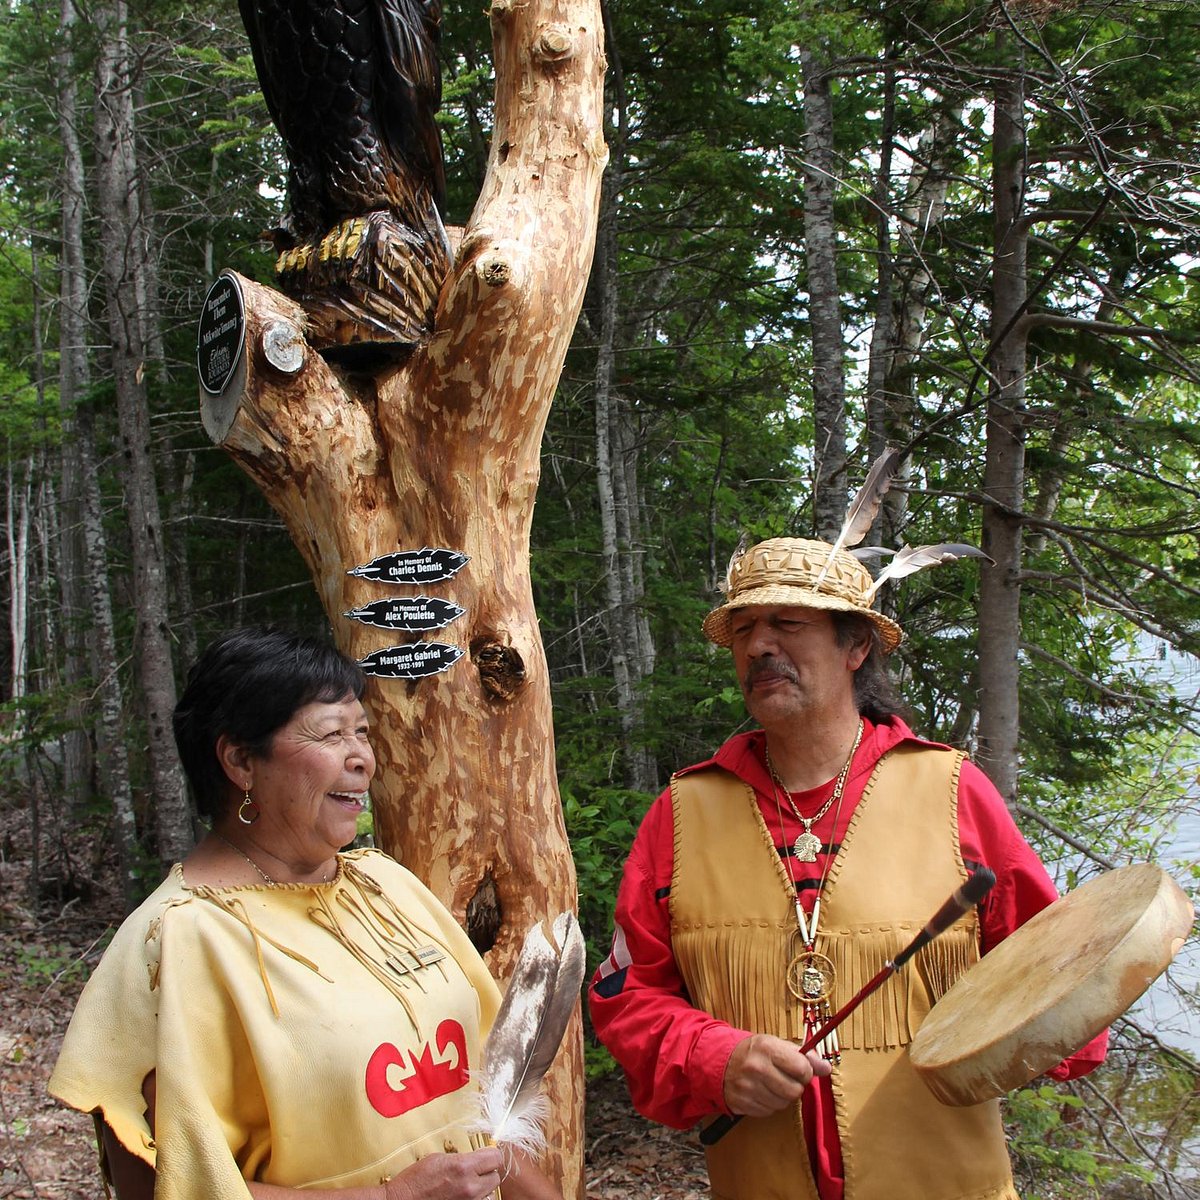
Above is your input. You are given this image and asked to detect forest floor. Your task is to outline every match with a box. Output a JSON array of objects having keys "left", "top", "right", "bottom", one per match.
[{"left": 0, "top": 806, "right": 708, "bottom": 1200}]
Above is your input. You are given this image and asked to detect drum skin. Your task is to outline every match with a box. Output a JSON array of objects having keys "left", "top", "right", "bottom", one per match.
[{"left": 909, "top": 863, "right": 1194, "bottom": 1106}]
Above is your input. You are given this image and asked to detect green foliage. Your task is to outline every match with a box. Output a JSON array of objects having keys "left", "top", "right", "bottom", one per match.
[
  {"left": 583, "top": 1040, "right": 617, "bottom": 1081},
  {"left": 13, "top": 941, "right": 92, "bottom": 989},
  {"left": 561, "top": 780, "right": 651, "bottom": 959},
  {"left": 0, "top": 214, "right": 56, "bottom": 451},
  {"left": 1006, "top": 1065, "right": 1187, "bottom": 1199},
  {"left": 1006, "top": 1085, "right": 1114, "bottom": 1195}
]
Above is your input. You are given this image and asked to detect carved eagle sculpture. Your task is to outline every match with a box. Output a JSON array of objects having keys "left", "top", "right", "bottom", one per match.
[{"left": 238, "top": 0, "right": 452, "bottom": 358}]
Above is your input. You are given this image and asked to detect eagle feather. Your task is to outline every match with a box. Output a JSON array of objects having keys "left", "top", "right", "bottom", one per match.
[{"left": 474, "top": 913, "right": 586, "bottom": 1161}]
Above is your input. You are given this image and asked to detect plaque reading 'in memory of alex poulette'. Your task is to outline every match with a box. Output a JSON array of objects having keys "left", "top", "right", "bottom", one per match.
[
  {"left": 197, "top": 274, "right": 246, "bottom": 396},
  {"left": 347, "top": 548, "right": 469, "bottom": 586},
  {"left": 343, "top": 597, "right": 465, "bottom": 633},
  {"left": 358, "top": 643, "right": 465, "bottom": 679}
]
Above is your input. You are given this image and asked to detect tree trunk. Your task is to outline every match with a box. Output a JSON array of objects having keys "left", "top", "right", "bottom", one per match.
[
  {"left": 53, "top": 0, "right": 94, "bottom": 806},
  {"left": 593, "top": 188, "right": 640, "bottom": 771},
  {"left": 589, "top": 22, "right": 656, "bottom": 793},
  {"left": 199, "top": 0, "right": 606, "bottom": 1191},
  {"left": 977, "top": 46, "right": 1028, "bottom": 809},
  {"left": 94, "top": 0, "right": 191, "bottom": 863},
  {"left": 879, "top": 104, "right": 962, "bottom": 545},
  {"left": 865, "top": 58, "right": 896, "bottom": 479},
  {"left": 57, "top": 0, "right": 141, "bottom": 903},
  {"left": 800, "top": 48, "right": 848, "bottom": 537},
  {"left": 6, "top": 459, "right": 31, "bottom": 713},
  {"left": 169, "top": 450, "right": 199, "bottom": 671},
  {"left": 79, "top": 403, "right": 142, "bottom": 906}
]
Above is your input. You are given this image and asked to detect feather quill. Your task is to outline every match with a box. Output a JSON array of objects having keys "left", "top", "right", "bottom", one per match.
[
  {"left": 474, "top": 912, "right": 586, "bottom": 1160},
  {"left": 865, "top": 542, "right": 993, "bottom": 602},
  {"left": 811, "top": 448, "right": 904, "bottom": 589}
]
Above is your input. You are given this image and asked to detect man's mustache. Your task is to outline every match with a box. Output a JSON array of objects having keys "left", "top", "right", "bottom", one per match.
[{"left": 743, "top": 659, "right": 799, "bottom": 688}]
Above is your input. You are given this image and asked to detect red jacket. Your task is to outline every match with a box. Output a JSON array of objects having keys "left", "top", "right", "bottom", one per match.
[{"left": 589, "top": 718, "right": 1108, "bottom": 1200}]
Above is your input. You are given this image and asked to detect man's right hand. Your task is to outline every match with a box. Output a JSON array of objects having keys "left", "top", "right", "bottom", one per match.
[{"left": 721, "top": 1033, "right": 832, "bottom": 1117}]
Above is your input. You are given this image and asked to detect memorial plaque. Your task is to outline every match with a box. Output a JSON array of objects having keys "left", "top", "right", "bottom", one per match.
[
  {"left": 343, "top": 597, "right": 465, "bottom": 633},
  {"left": 197, "top": 274, "right": 246, "bottom": 396},
  {"left": 347, "top": 548, "right": 469, "bottom": 585},
  {"left": 359, "top": 642, "right": 465, "bottom": 679}
]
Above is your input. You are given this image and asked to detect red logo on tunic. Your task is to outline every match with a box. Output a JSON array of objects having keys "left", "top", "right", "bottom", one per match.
[{"left": 365, "top": 1019, "right": 470, "bottom": 1117}]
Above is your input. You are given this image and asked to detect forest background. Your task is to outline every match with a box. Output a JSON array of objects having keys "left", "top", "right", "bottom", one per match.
[{"left": 0, "top": 0, "right": 1197, "bottom": 1196}]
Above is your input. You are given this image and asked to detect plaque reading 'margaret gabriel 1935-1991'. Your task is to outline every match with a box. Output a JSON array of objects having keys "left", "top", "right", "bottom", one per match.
[
  {"left": 197, "top": 274, "right": 246, "bottom": 396},
  {"left": 358, "top": 643, "right": 465, "bottom": 679},
  {"left": 347, "top": 548, "right": 469, "bottom": 585},
  {"left": 343, "top": 597, "right": 465, "bottom": 633}
]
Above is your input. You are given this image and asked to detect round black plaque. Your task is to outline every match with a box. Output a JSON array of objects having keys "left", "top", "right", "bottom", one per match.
[{"left": 197, "top": 274, "right": 246, "bottom": 396}]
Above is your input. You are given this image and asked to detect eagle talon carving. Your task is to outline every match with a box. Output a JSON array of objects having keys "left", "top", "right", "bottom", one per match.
[{"left": 239, "top": 0, "right": 451, "bottom": 359}]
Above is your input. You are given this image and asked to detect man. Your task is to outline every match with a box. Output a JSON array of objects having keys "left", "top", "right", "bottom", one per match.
[{"left": 589, "top": 536, "right": 1107, "bottom": 1200}]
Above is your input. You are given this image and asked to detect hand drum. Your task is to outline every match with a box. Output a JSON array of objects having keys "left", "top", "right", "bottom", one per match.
[{"left": 909, "top": 863, "right": 1194, "bottom": 1106}]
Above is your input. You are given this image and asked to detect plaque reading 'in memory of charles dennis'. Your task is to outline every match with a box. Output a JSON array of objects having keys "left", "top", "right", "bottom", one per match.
[
  {"left": 343, "top": 597, "right": 465, "bottom": 633},
  {"left": 358, "top": 643, "right": 465, "bottom": 680},
  {"left": 197, "top": 274, "right": 246, "bottom": 396},
  {"left": 347, "top": 548, "right": 469, "bottom": 585}
]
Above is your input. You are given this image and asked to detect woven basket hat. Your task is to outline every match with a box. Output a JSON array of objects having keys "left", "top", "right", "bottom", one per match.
[{"left": 702, "top": 537, "right": 904, "bottom": 653}]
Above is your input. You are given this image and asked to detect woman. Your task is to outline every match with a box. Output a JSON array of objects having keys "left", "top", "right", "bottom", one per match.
[{"left": 50, "top": 628, "right": 561, "bottom": 1200}]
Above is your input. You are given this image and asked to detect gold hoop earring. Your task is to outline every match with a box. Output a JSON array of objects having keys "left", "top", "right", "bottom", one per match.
[{"left": 237, "top": 791, "right": 260, "bottom": 825}]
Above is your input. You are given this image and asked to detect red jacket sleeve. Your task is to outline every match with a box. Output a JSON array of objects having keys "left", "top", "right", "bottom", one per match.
[
  {"left": 957, "top": 760, "right": 1109, "bottom": 1078},
  {"left": 587, "top": 790, "right": 748, "bottom": 1129}
]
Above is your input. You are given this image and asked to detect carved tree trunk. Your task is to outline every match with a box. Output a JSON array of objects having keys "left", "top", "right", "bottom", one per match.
[{"left": 199, "top": 1, "right": 606, "bottom": 1192}]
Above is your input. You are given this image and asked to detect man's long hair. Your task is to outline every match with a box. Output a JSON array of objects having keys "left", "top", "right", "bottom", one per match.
[{"left": 831, "top": 612, "right": 910, "bottom": 724}]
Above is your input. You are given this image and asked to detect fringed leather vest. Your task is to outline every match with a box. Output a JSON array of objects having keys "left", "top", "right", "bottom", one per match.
[{"left": 670, "top": 744, "right": 1019, "bottom": 1200}]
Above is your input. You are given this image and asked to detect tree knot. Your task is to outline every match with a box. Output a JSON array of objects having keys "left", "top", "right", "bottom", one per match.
[{"left": 471, "top": 636, "right": 526, "bottom": 702}]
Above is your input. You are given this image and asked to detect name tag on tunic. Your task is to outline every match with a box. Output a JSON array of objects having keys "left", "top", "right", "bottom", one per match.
[{"left": 385, "top": 945, "right": 446, "bottom": 977}]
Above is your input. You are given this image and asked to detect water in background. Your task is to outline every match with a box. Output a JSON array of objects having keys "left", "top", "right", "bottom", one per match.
[
  {"left": 1140, "top": 807, "right": 1198, "bottom": 1056},
  {"left": 1137, "top": 644, "right": 1199, "bottom": 1057}
]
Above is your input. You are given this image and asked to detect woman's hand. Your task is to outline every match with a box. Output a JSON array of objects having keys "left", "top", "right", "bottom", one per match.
[
  {"left": 383, "top": 1148, "right": 504, "bottom": 1200},
  {"left": 490, "top": 1149, "right": 563, "bottom": 1200},
  {"left": 382, "top": 1147, "right": 562, "bottom": 1200}
]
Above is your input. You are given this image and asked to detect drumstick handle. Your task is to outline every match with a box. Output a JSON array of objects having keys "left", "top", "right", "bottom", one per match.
[
  {"left": 699, "top": 868, "right": 996, "bottom": 1149},
  {"left": 893, "top": 867, "right": 996, "bottom": 969}
]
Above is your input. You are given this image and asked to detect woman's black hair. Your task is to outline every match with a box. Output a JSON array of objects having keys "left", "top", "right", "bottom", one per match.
[{"left": 172, "top": 627, "right": 366, "bottom": 820}]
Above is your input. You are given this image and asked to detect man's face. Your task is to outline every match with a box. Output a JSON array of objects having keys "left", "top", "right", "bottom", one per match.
[{"left": 729, "top": 605, "right": 868, "bottom": 728}]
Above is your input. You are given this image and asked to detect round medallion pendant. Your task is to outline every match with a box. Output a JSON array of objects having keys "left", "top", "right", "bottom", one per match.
[
  {"left": 787, "top": 950, "right": 836, "bottom": 1004},
  {"left": 793, "top": 830, "right": 822, "bottom": 862}
]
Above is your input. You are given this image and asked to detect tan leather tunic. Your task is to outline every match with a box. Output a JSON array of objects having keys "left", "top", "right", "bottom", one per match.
[{"left": 670, "top": 744, "right": 1018, "bottom": 1200}]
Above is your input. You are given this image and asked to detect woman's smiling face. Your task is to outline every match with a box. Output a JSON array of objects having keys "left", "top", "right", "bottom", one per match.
[{"left": 240, "top": 694, "right": 376, "bottom": 868}]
